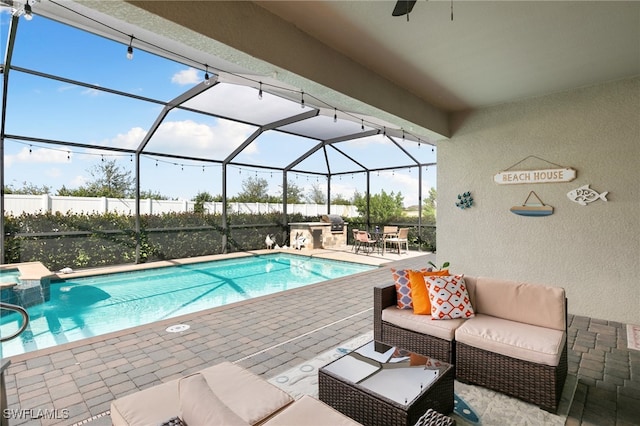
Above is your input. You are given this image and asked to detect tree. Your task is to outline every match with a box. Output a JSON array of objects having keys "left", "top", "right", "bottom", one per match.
[
  {"left": 192, "top": 191, "right": 218, "bottom": 213},
  {"left": 307, "top": 183, "right": 327, "bottom": 204},
  {"left": 354, "top": 189, "right": 405, "bottom": 223},
  {"left": 233, "top": 176, "right": 270, "bottom": 202},
  {"left": 86, "top": 160, "right": 135, "bottom": 198},
  {"left": 281, "top": 180, "right": 304, "bottom": 204},
  {"left": 57, "top": 160, "right": 135, "bottom": 198},
  {"left": 4, "top": 182, "right": 51, "bottom": 195},
  {"left": 422, "top": 187, "right": 437, "bottom": 224},
  {"left": 330, "top": 193, "right": 352, "bottom": 205},
  {"left": 139, "top": 190, "right": 170, "bottom": 200}
]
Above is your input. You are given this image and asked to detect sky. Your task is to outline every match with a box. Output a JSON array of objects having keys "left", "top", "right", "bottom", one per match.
[{"left": 1, "top": 8, "right": 437, "bottom": 207}]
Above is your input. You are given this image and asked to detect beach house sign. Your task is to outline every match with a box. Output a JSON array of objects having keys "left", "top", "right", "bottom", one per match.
[{"left": 494, "top": 168, "right": 576, "bottom": 185}]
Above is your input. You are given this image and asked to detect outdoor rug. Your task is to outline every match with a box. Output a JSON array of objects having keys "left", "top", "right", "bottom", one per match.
[{"left": 268, "top": 332, "right": 574, "bottom": 425}]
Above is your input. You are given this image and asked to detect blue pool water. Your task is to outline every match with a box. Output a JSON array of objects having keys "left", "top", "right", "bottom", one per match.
[{"left": 0, "top": 254, "right": 375, "bottom": 357}]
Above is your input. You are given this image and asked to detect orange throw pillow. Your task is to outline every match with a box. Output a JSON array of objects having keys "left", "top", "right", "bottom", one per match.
[{"left": 410, "top": 269, "right": 450, "bottom": 315}]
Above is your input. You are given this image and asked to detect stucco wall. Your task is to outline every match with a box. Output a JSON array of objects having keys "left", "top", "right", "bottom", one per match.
[{"left": 438, "top": 77, "right": 639, "bottom": 324}]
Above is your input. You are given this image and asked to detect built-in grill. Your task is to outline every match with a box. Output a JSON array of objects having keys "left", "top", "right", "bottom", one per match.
[{"left": 321, "top": 214, "right": 345, "bottom": 233}]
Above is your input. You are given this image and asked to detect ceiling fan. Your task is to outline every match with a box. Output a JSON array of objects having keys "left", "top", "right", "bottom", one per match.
[
  {"left": 392, "top": 0, "right": 417, "bottom": 18},
  {"left": 392, "top": 0, "right": 453, "bottom": 22}
]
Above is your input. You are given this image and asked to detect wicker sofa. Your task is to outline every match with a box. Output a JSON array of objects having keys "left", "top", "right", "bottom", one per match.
[
  {"left": 110, "top": 361, "right": 360, "bottom": 426},
  {"left": 374, "top": 275, "right": 568, "bottom": 412}
]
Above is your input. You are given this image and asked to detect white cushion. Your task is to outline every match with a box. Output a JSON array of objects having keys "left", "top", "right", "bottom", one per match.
[
  {"left": 381, "top": 307, "right": 466, "bottom": 341},
  {"left": 455, "top": 314, "right": 566, "bottom": 366}
]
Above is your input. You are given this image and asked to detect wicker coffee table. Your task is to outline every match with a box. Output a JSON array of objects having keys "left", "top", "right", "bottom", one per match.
[{"left": 319, "top": 340, "right": 454, "bottom": 426}]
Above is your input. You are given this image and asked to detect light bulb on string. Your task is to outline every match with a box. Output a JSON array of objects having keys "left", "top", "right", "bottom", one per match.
[
  {"left": 334, "top": 108, "right": 337, "bottom": 123},
  {"left": 204, "top": 64, "right": 211, "bottom": 85},
  {"left": 24, "top": 3, "right": 33, "bottom": 20},
  {"left": 126, "top": 35, "right": 134, "bottom": 60},
  {"left": 258, "top": 82, "right": 263, "bottom": 100},
  {"left": 300, "top": 91, "right": 305, "bottom": 108},
  {"left": 29, "top": 145, "right": 32, "bottom": 154},
  {"left": 361, "top": 119, "right": 365, "bottom": 131}
]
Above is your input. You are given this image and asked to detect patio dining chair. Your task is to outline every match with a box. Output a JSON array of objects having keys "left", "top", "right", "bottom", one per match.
[
  {"left": 385, "top": 227, "right": 409, "bottom": 254},
  {"left": 382, "top": 226, "right": 399, "bottom": 253},
  {"left": 351, "top": 228, "right": 360, "bottom": 252},
  {"left": 356, "top": 230, "right": 378, "bottom": 254}
]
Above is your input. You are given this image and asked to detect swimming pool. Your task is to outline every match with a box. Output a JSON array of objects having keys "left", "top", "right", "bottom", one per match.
[{"left": 0, "top": 253, "right": 375, "bottom": 357}]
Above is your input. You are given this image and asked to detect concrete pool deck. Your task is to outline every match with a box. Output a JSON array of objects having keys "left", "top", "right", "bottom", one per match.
[{"left": 1, "top": 249, "right": 638, "bottom": 425}]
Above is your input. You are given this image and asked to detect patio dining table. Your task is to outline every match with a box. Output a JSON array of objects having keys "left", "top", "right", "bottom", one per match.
[{"left": 373, "top": 229, "right": 400, "bottom": 255}]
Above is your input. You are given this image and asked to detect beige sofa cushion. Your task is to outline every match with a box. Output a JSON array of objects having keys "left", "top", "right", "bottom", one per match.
[
  {"left": 110, "top": 380, "right": 177, "bottom": 426},
  {"left": 110, "top": 362, "right": 293, "bottom": 426},
  {"left": 381, "top": 306, "right": 466, "bottom": 341},
  {"left": 473, "top": 277, "right": 566, "bottom": 331},
  {"left": 455, "top": 314, "right": 566, "bottom": 366},
  {"left": 263, "top": 395, "right": 361, "bottom": 426},
  {"left": 179, "top": 373, "right": 249, "bottom": 425}
]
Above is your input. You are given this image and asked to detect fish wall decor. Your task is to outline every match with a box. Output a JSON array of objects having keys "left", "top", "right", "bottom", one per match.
[{"left": 567, "top": 184, "right": 608, "bottom": 206}]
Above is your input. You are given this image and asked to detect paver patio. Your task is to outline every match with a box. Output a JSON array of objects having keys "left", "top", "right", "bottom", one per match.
[{"left": 1, "top": 251, "right": 638, "bottom": 425}]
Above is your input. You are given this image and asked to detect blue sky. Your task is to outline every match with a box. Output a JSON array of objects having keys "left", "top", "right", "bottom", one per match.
[{"left": 1, "top": 9, "right": 436, "bottom": 206}]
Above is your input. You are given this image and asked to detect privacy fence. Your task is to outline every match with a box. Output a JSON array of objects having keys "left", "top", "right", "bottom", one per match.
[
  {"left": 3, "top": 194, "right": 359, "bottom": 217},
  {"left": 3, "top": 196, "right": 434, "bottom": 272}
]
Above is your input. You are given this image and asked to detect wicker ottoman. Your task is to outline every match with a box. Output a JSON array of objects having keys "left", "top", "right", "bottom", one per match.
[{"left": 319, "top": 341, "right": 454, "bottom": 426}]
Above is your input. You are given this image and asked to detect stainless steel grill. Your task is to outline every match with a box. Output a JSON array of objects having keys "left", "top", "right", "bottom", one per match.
[{"left": 321, "top": 214, "right": 345, "bottom": 233}]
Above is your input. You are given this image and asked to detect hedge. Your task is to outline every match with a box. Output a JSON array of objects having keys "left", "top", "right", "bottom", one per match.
[{"left": 4, "top": 211, "right": 435, "bottom": 271}]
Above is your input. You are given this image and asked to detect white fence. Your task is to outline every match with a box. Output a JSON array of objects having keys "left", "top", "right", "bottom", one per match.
[{"left": 3, "top": 194, "right": 359, "bottom": 217}]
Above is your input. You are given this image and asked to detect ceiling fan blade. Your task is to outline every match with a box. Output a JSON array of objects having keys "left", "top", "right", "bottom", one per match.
[{"left": 392, "top": 0, "right": 418, "bottom": 17}]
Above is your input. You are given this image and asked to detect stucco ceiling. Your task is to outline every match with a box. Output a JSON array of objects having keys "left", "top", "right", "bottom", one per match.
[{"left": 257, "top": 1, "right": 640, "bottom": 112}]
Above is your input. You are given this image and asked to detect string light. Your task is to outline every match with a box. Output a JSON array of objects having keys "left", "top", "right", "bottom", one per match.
[
  {"left": 24, "top": 3, "right": 33, "bottom": 20},
  {"left": 204, "top": 64, "right": 211, "bottom": 85},
  {"left": 26, "top": 3, "right": 431, "bottom": 149},
  {"left": 333, "top": 108, "right": 337, "bottom": 123},
  {"left": 126, "top": 35, "right": 134, "bottom": 60}
]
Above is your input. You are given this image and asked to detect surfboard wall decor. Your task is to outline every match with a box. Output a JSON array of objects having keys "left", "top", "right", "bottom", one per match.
[{"left": 511, "top": 191, "right": 554, "bottom": 217}]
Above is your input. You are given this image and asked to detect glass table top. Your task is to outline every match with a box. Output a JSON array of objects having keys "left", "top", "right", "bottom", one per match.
[{"left": 320, "top": 341, "right": 451, "bottom": 406}]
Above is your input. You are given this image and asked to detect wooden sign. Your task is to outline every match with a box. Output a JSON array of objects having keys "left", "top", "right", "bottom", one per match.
[{"left": 494, "top": 168, "right": 576, "bottom": 185}]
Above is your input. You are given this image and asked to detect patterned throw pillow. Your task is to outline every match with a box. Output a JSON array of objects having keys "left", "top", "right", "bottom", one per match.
[
  {"left": 425, "top": 275, "right": 475, "bottom": 320},
  {"left": 391, "top": 268, "right": 421, "bottom": 309},
  {"left": 159, "top": 417, "right": 186, "bottom": 426}
]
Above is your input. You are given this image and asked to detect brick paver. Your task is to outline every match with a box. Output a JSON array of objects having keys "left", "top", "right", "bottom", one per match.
[{"left": 1, "top": 252, "right": 639, "bottom": 425}]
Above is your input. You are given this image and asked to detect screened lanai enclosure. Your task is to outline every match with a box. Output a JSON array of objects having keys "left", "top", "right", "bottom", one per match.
[{"left": 0, "top": 1, "right": 437, "bottom": 270}]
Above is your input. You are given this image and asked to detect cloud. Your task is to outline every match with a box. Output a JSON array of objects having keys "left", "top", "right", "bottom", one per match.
[
  {"left": 70, "top": 175, "right": 88, "bottom": 188},
  {"left": 4, "top": 146, "right": 70, "bottom": 167},
  {"left": 45, "top": 168, "right": 63, "bottom": 178},
  {"left": 150, "top": 119, "right": 256, "bottom": 157},
  {"left": 171, "top": 67, "right": 201, "bottom": 85},
  {"left": 107, "top": 127, "right": 148, "bottom": 150}
]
